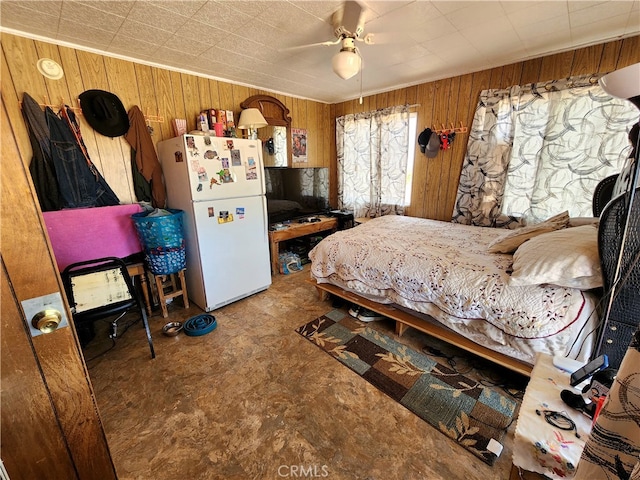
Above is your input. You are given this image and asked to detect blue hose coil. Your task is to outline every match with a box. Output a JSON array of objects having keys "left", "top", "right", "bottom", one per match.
[{"left": 183, "top": 314, "right": 217, "bottom": 336}]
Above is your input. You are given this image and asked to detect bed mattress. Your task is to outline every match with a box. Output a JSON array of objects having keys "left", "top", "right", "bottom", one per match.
[{"left": 309, "top": 216, "right": 599, "bottom": 365}]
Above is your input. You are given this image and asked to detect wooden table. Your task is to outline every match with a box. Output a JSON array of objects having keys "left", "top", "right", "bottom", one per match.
[
  {"left": 268, "top": 217, "right": 338, "bottom": 274},
  {"left": 126, "top": 262, "right": 152, "bottom": 316}
]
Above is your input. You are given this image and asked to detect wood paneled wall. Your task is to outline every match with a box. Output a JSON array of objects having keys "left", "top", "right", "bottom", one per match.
[
  {"left": 2, "top": 33, "right": 639, "bottom": 220},
  {"left": 331, "top": 35, "right": 640, "bottom": 221},
  {"left": 1, "top": 33, "right": 331, "bottom": 206}
]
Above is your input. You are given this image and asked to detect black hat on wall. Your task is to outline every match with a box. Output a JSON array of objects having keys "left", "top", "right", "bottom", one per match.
[
  {"left": 79, "top": 89, "right": 129, "bottom": 137},
  {"left": 417, "top": 128, "right": 440, "bottom": 158}
]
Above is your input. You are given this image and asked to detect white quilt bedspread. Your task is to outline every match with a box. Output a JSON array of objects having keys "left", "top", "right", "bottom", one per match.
[{"left": 309, "top": 216, "right": 595, "bottom": 341}]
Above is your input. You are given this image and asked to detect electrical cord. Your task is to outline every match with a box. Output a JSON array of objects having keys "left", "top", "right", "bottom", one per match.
[
  {"left": 567, "top": 248, "right": 640, "bottom": 358},
  {"left": 84, "top": 338, "right": 116, "bottom": 362},
  {"left": 536, "top": 409, "right": 581, "bottom": 438},
  {"left": 421, "top": 345, "right": 473, "bottom": 374},
  {"left": 478, "top": 374, "right": 527, "bottom": 401},
  {"left": 83, "top": 313, "right": 142, "bottom": 362}
]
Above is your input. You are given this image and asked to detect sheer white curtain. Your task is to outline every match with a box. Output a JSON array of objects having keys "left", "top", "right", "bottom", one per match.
[
  {"left": 336, "top": 105, "right": 410, "bottom": 219},
  {"left": 453, "top": 74, "right": 637, "bottom": 227}
]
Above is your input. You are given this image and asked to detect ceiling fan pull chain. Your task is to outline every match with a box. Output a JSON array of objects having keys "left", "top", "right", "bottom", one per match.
[{"left": 359, "top": 50, "right": 363, "bottom": 105}]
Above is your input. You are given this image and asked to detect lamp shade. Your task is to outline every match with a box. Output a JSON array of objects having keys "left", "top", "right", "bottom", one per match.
[
  {"left": 332, "top": 50, "right": 360, "bottom": 80},
  {"left": 599, "top": 62, "right": 640, "bottom": 110},
  {"left": 237, "top": 108, "right": 268, "bottom": 129}
]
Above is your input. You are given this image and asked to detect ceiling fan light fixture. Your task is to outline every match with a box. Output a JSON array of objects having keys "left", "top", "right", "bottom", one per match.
[
  {"left": 332, "top": 40, "right": 361, "bottom": 80},
  {"left": 332, "top": 50, "right": 359, "bottom": 79}
]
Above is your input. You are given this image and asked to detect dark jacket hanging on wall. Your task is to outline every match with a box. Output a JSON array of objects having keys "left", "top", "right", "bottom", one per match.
[
  {"left": 21, "top": 92, "right": 120, "bottom": 210},
  {"left": 58, "top": 105, "right": 120, "bottom": 207},
  {"left": 21, "top": 93, "right": 63, "bottom": 211},
  {"left": 46, "top": 106, "right": 120, "bottom": 208},
  {"left": 124, "top": 106, "right": 166, "bottom": 208},
  {"left": 46, "top": 106, "right": 98, "bottom": 208}
]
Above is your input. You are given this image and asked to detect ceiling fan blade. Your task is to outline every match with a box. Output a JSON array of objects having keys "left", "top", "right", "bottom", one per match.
[
  {"left": 280, "top": 38, "right": 341, "bottom": 52},
  {"left": 333, "top": 0, "right": 365, "bottom": 38},
  {"left": 342, "top": 1, "right": 365, "bottom": 36}
]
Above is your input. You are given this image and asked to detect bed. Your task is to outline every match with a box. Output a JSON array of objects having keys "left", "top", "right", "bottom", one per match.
[{"left": 309, "top": 214, "right": 603, "bottom": 376}]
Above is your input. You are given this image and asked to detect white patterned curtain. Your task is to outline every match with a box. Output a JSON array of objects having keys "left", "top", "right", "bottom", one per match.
[
  {"left": 453, "top": 74, "right": 637, "bottom": 227},
  {"left": 336, "top": 106, "right": 410, "bottom": 219}
]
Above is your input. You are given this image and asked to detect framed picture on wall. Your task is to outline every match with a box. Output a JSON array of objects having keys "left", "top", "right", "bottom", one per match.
[{"left": 292, "top": 128, "right": 307, "bottom": 163}]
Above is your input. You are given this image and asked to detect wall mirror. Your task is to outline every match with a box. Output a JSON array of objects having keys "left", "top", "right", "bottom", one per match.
[{"left": 240, "top": 95, "right": 291, "bottom": 167}]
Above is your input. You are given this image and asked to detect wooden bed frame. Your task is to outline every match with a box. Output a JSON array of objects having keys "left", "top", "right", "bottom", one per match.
[{"left": 312, "top": 280, "right": 533, "bottom": 377}]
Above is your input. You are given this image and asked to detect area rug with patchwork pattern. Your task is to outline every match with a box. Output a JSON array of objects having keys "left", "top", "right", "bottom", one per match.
[{"left": 295, "top": 309, "right": 519, "bottom": 466}]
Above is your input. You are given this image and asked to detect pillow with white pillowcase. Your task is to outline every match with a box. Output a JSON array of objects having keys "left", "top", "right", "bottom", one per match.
[
  {"left": 509, "top": 224, "right": 602, "bottom": 290},
  {"left": 487, "top": 211, "right": 570, "bottom": 254}
]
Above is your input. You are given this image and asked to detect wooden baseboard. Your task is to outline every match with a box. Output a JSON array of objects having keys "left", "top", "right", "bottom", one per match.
[{"left": 310, "top": 279, "right": 532, "bottom": 378}]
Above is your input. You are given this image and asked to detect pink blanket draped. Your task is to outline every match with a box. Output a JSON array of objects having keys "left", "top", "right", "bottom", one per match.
[{"left": 43, "top": 204, "right": 144, "bottom": 271}]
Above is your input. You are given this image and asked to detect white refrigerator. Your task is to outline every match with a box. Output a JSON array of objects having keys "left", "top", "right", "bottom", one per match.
[{"left": 157, "top": 134, "right": 271, "bottom": 312}]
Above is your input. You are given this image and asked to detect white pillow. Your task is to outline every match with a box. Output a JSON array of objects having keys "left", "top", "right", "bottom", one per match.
[
  {"left": 487, "top": 211, "right": 570, "bottom": 254},
  {"left": 509, "top": 224, "right": 602, "bottom": 290}
]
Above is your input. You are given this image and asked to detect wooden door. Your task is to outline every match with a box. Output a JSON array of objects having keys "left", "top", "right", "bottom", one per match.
[{"left": 0, "top": 97, "right": 117, "bottom": 478}]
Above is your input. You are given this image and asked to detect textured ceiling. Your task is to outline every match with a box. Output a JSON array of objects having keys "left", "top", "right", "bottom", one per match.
[{"left": 1, "top": 0, "right": 639, "bottom": 103}]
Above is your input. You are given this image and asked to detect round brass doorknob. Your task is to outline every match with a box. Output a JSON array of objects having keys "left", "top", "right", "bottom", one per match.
[{"left": 31, "top": 309, "right": 62, "bottom": 334}]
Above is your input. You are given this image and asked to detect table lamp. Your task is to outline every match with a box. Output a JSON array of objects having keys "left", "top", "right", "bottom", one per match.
[{"left": 238, "top": 108, "right": 268, "bottom": 140}]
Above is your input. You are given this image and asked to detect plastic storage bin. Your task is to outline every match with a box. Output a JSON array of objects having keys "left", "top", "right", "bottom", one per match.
[
  {"left": 278, "top": 251, "right": 302, "bottom": 274},
  {"left": 131, "top": 209, "right": 186, "bottom": 275}
]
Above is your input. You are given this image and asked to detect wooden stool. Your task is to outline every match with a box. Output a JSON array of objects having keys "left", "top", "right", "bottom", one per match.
[{"left": 151, "top": 269, "right": 189, "bottom": 318}]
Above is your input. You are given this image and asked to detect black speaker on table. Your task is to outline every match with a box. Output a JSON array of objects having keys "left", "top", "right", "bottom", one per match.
[{"left": 328, "top": 210, "right": 354, "bottom": 230}]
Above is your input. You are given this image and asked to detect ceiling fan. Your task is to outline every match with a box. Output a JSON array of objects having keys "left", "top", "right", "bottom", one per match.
[{"left": 287, "top": 0, "right": 375, "bottom": 80}]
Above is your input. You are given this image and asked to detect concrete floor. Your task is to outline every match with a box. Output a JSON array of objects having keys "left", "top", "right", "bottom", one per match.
[{"left": 85, "top": 266, "right": 533, "bottom": 480}]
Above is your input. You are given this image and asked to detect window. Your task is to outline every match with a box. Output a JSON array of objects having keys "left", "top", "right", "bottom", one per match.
[
  {"left": 336, "top": 106, "right": 413, "bottom": 219},
  {"left": 453, "top": 75, "right": 637, "bottom": 227},
  {"left": 501, "top": 84, "right": 635, "bottom": 221}
]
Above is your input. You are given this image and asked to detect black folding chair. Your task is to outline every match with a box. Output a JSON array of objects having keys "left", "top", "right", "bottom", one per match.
[{"left": 62, "top": 257, "right": 155, "bottom": 359}]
